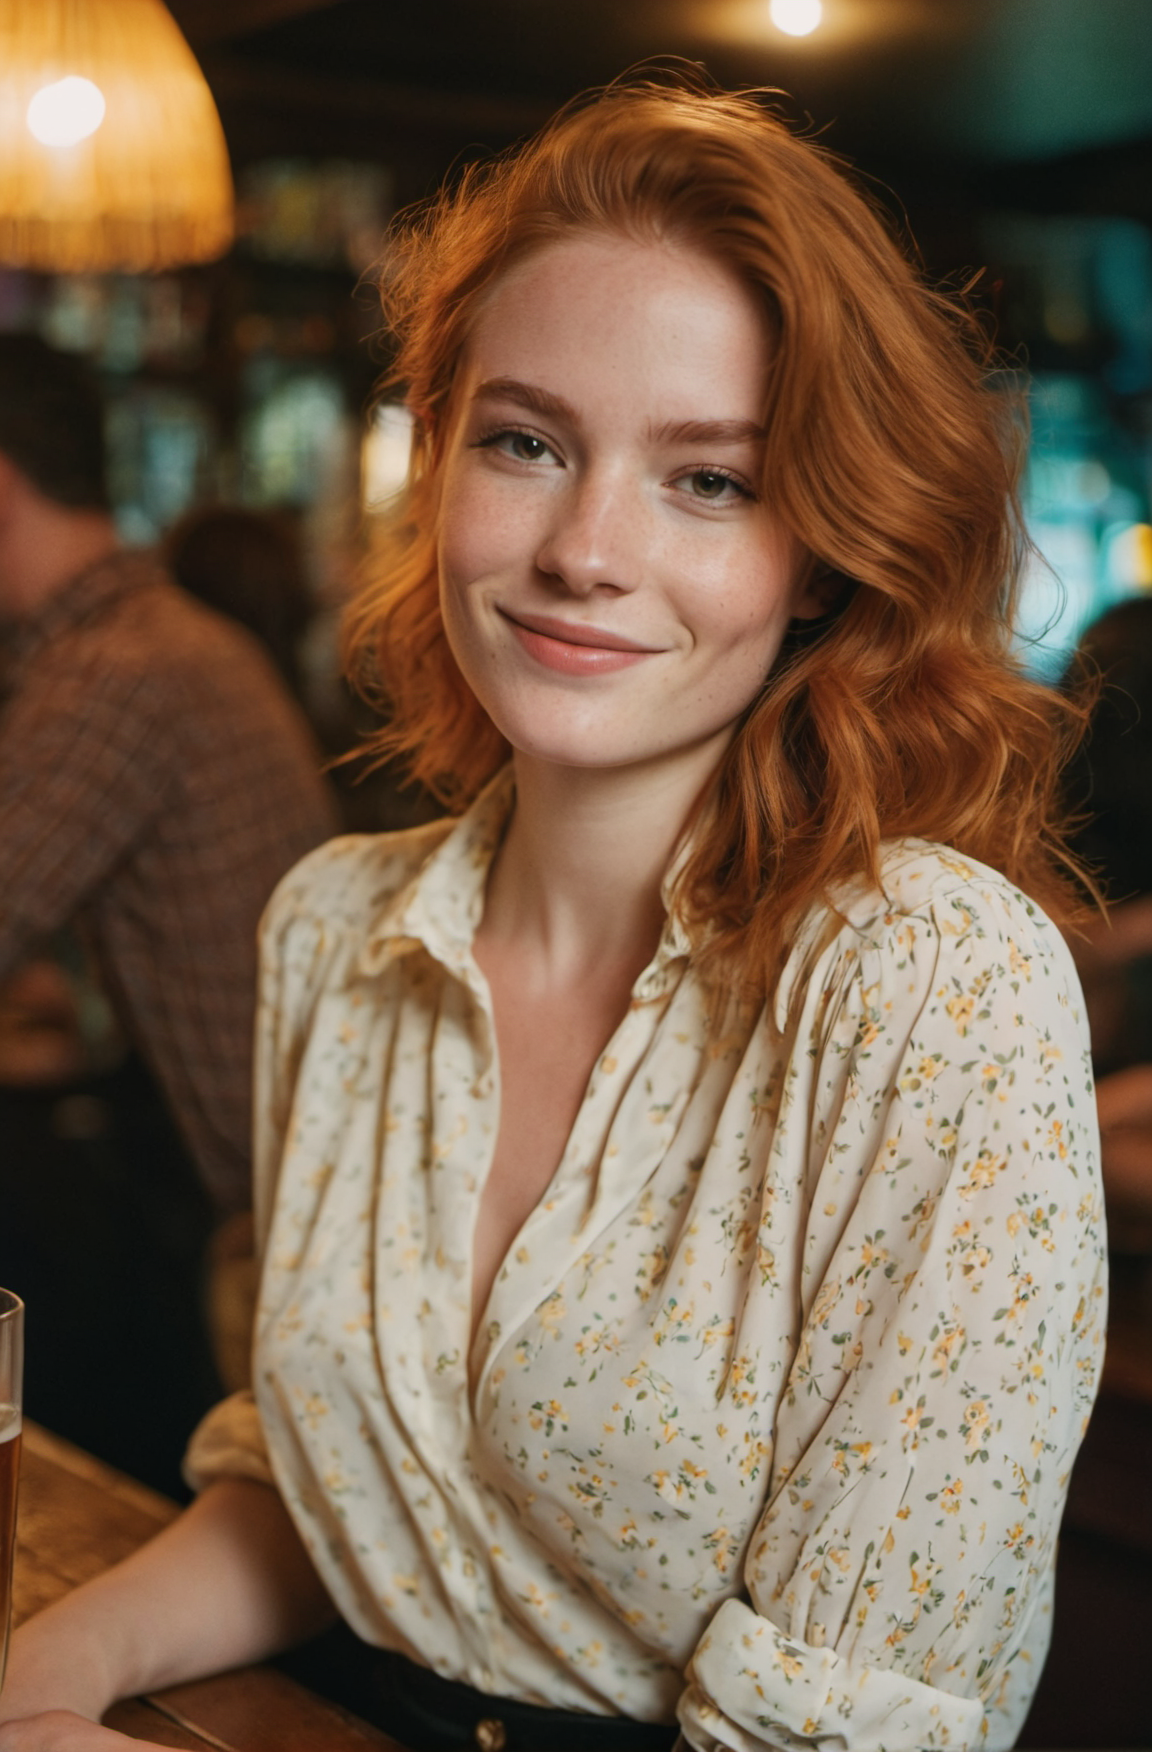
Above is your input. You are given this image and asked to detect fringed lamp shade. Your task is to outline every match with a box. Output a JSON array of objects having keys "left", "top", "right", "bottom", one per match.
[{"left": 0, "top": 0, "right": 234, "bottom": 273}]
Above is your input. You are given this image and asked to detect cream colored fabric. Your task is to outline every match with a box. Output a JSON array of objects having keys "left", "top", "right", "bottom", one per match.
[
  {"left": 204, "top": 1212, "right": 259, "bottom": 1394},
  {"left": 186, "top": 770, "right": 1106, "bottom": 1751}
]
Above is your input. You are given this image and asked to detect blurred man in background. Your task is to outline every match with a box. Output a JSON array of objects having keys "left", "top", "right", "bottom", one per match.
[
  {"left": 0, "top": 334, "right": 336, "bottom": 1489},
  {"left": 164, "top": 504, "right": 314, "bottom": 708}
]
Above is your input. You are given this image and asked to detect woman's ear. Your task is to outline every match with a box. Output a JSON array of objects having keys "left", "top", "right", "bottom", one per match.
[{"left": 792, "top": 560, "right": 849, "bottom": 622}]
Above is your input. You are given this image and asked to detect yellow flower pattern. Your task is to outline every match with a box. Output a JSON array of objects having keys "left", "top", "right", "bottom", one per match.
[{"left": 186, "top": 771, "right": 1106, "bottom": 1752}]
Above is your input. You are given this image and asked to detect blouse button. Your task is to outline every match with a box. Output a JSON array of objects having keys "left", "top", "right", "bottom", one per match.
[{"left": 474, "top": 1718, "right": 507, "bottom": 1751}]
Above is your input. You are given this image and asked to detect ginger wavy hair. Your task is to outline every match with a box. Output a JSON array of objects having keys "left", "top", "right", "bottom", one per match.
[{"left": 345, "top": 68, "right": 1092, "bottom": 990}]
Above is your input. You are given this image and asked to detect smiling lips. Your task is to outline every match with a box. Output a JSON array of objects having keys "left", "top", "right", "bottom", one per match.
[{"left": 500, "top": 610, "right": 665, "bottom": 675}]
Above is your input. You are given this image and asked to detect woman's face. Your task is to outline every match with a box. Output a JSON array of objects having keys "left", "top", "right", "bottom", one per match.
[{"left": 437, "top": 232, "right": 823, "bottom": 779}]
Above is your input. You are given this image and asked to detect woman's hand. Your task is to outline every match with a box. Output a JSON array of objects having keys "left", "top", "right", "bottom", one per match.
[{"left": 0, "top": 1715, "right": 167, "bottom": 1752}]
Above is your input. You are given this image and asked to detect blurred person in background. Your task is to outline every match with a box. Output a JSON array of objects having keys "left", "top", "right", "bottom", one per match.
[
  {"left": 1063, "top": 596, "right": 1152, "bottom": 1250},
  {"left": 0, "top": 334, "right": 337, "bottom": 1491},
  {"left": 164, "top": 501, "right": 439, "bottom": 839},
  {"left": 1010, "top": 598, "right": 1152, "bottom": 1750},
  {"left": 163, "top": 505, "right": 312, "bottom": 705}
]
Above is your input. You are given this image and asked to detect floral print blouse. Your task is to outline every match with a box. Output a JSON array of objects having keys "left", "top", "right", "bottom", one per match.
[{"left": 186, "top": 769, "right": 1106, "bottom": 1752}]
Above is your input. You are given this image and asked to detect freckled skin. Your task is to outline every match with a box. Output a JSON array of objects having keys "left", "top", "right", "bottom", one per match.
[{"left": 437, "top": 233, "right": 823, "bottom": 783}]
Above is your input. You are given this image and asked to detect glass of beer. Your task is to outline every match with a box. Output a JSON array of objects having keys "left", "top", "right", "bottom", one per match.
[{"left": 0, "top": 1290, "right": 23, "bottom": 1692}]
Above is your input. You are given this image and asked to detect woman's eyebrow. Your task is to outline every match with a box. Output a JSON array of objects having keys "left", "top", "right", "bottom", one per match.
[
  {"left": 471, "top": 383, "right": 765, "bottom": 449},
  {"left": 649, "top": 417, "right": 766, "bottom": 445},
  {"left": 473, "top": 378, "right": 578, "bottom": 422}
]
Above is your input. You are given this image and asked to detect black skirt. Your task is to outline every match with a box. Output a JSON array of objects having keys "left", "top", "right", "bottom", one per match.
[{"left": 277, "top": 1622, "right": 682, "bottom": 1752}]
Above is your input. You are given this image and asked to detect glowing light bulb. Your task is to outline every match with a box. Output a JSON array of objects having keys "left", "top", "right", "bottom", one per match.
[
  {"left": 26, "top": 76, "right": 106, "bottom": 148},
  {"left": 769, "top": 0, "right": 823, "bottom": 36}
]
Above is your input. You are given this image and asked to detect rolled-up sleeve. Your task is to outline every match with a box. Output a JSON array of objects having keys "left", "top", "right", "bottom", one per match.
[
  {"left": 679, "top": 879, "right": 1107, "bottom": 1751},
  {"left": 183, "top": 1389, "right": 276, "bottom": 1491}
]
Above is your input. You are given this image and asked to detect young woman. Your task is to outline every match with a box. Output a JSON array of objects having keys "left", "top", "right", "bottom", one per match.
[{"left": 0, "top": 71, "right": 1105, "bottom": 1752}]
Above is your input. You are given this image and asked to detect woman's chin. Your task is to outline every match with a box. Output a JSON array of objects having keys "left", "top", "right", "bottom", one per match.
[
  {"left": 477, "top": 695, "right": 642, "bottom": 772},
  {"left": 497, "top": 721, "right": 733, "bottom": 783},
  {"left": 502, "top": 735, "right": 652, "bottom": 774},
  {"left": 477, "top": 680, "right": 743, "bottom": 780}
]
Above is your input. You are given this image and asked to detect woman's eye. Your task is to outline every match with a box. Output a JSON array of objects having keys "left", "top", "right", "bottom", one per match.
[
  {"left": 679, "top": 469, "right": 752, "bottom": 503},
  {"left": 477, "top": 428, "right": 556, "bottom": 464},
  {"left": 508, "top": 432, "right": 549, "bottom": 461}
]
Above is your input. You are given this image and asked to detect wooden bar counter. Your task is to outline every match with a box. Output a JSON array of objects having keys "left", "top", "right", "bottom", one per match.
[{"left": 12, "top": 1421, "right": 404, "bottom": 1752}]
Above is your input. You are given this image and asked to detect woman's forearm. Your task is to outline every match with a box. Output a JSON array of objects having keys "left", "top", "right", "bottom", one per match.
[{"left": 1, "top": 1478, "right": 336, "bottom": 1725}]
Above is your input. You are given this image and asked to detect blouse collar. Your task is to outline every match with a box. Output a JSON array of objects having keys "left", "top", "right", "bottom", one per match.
[{"left": 357, "top": 764, "right": 695, "bottom": 1000}]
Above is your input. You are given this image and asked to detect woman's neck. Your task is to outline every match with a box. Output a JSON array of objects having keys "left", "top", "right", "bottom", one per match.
[{"left": 478, "top": 741, "right": 726, "bottom": 984}]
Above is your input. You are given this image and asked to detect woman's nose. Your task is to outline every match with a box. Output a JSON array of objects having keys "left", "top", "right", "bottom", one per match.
[{"left": 534, "top": 469, "right": 644, "bottom": 597}]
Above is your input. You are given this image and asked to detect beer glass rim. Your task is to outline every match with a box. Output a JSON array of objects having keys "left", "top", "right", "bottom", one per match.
[{"left": 0, "top": 1292, "right": 22, "bottom": 1323}]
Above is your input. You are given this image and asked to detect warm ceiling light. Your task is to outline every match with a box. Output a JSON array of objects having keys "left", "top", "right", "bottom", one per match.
[
  {"left": 769, "top": 0, "right": 823, "bottom": 36},
  {"left": 0, "top": 0, "right": 233, "bottom": 273},
  {"left": 26, "top": 76, "right": 107, "bottom": 148}
]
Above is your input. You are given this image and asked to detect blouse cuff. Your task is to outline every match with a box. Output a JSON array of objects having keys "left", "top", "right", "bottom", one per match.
[
  {"left": 182, "top": 1389, "right": 277, "bottom": 1493},
  {"left": 678, "top": 1598, "right": 984, "bottom": 1752}
]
